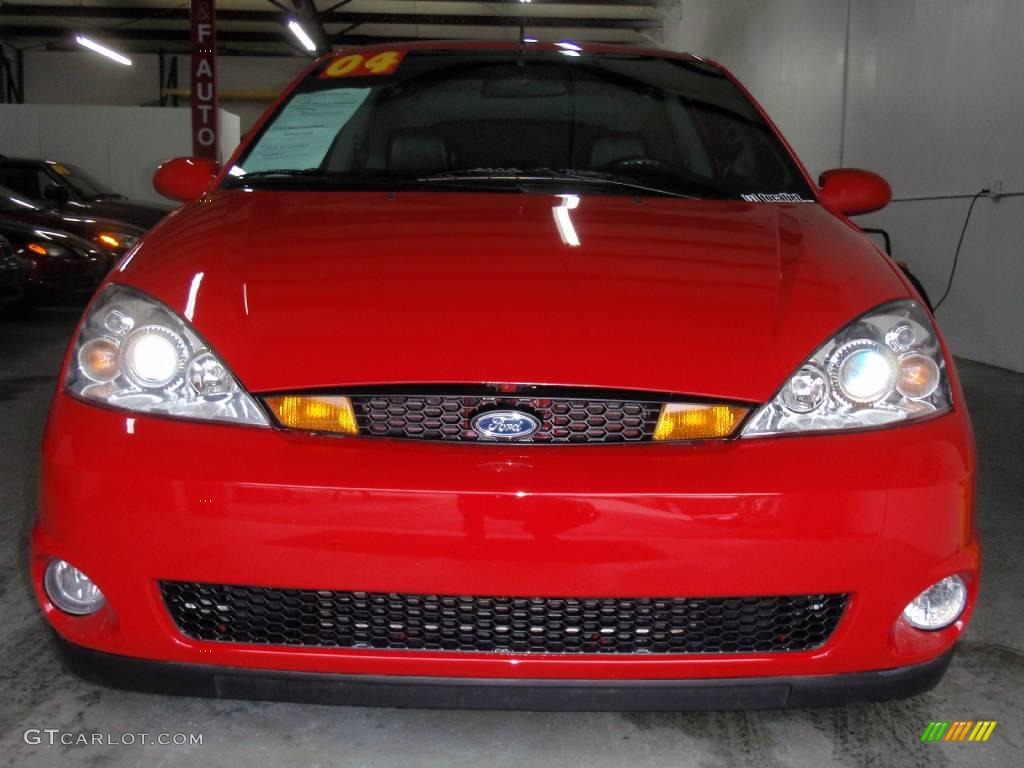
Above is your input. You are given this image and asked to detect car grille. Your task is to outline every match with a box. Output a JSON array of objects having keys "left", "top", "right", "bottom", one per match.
[
  {"left": 161, "top": 582, "right": 848, "bottom": 655},
  {"left": 348, "top": 388, "right": 664, "bottom": 443}
]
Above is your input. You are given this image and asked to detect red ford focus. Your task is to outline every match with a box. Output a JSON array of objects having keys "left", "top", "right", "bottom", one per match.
[{"left": 33, "top": 42, "right": 978, "bottom": 710}]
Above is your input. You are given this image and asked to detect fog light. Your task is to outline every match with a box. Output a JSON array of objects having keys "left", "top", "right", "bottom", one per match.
[
  {"left": 43, "top": 559, "right": 105, "bottom": 615},
  {"left": 902, "top": 575, "right": 966, "bottom": 630}
]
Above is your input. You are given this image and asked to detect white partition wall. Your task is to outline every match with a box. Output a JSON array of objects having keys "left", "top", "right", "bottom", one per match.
[
  {"left": 0, "top": 105, "right": 240, "bottom": 204},
  {"left": 663, "top": 0, "right": 1024, "bottom": 373}
]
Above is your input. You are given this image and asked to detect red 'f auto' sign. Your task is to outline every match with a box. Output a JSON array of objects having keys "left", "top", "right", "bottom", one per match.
[{"left": 191, "top": 0, "right": 218, "bottom": 159}]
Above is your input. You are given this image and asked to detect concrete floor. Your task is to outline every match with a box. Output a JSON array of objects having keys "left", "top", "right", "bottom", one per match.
[{"left": 1, "top": 306, "right": 1020, "bottom": 768}]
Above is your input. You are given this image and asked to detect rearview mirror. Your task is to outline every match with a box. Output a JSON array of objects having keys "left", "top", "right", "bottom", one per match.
[
  {"left": 153, "top": 157, "right": 220, "bottom": 203},
  {"left": 818, "top": 169, "right": 891, "bottom": 216}
]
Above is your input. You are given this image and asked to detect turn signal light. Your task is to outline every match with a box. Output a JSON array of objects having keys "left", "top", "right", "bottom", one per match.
[
  {"left": 653, "top": 403, "right": 749, "bottom": 441},
  {"left": 265, "top": 395, "right": 358, "bottom": 435},
  {"left": 97, "top": 233, "right": 121, "bottom": 249}
]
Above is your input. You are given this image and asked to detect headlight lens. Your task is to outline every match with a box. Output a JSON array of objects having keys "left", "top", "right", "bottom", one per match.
[
  {"left": 43, "top": 559, "right": 106, "bottom": 615},
  {"left": 66, "top": 284, "right": 268, "bottom": 426},
  {"left": 742, "top": 300, "right": 951, "bottom": 437},
  {"left": 902, "top": 575, "right": 967, "bottom": 630}
]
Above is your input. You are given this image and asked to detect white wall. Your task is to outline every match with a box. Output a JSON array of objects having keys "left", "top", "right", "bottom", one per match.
[
  {"left": 664, "top": 0, "right": 1024, "bottom": 372},
  {"left": 663, "top": 0, "right": 848, "bottom": 174},
  {"left": 8, "top": 50, "right": 306, "bottom": 202},
  {"left": 0, "top": 104, "right": 239, "bottom": 204},
  {"left": 21, "top": 51, "right": 308, "bottom": 133}
]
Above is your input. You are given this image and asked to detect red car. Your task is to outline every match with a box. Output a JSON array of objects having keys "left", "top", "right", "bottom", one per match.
[{"left": 34, "top": 42, "right": 977, "bottom": 710}]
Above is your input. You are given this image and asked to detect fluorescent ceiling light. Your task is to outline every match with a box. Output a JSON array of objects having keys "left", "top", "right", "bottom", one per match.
[
  {"left": 287, "top": 19, "right": 317, "bottom": 53},
  {"left": 75, "top": 35, "right": 132, "bottom": 66}
]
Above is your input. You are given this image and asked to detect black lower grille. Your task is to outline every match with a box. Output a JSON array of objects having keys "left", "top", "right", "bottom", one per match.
[
  {"left": 161, "top": 582, "right": 848, "bottom": 655},
  {"left": 349, "top": 389, "right": 663, "bottom": 443}
]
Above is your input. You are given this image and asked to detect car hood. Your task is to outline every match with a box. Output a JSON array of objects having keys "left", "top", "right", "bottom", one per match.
[
  {"left": 117, "top": 190, "right": 909, "bottom": 402},
  {"left": 2, "top": 208, "right": 145, "bottom": 243},
  {"left": 66, "top": 199, "right": 174, "bottom": 230},
  {"left": 0, "top": 215, "right": 102, "bottom": 254}
]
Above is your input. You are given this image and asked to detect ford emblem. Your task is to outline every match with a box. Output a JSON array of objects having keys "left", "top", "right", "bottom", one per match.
[{"left": 471, "top": 410, "right": 541, "bottom": 440}]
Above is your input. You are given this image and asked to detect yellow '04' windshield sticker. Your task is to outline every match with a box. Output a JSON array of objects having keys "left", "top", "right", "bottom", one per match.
[{"left": 321, "top": 51, "right": 405, "bottom": 79}]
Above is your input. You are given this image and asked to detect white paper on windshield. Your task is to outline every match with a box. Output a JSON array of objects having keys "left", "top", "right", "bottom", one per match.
[{"left": 243, "top": 88, "right": 371, "bottom": 172}]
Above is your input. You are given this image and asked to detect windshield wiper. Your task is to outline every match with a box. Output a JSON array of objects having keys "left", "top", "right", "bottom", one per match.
[
  {"left": 552, "top": 169, "right": 729, "bottom": 199},
  {"left": 417, "top": 168, "right": 708, "bottom": 199},
  {"left": 226, "top": 168, "right": 522, "bottom": 192},
  {"left": 224, "top": 168, "right": 322, "bottom": 183},
  {"left": 223, "top": 169, "right": 410, "bottom": 190},
  {"left": 223, "top": 167, "right": 722, "bottom": 198}
]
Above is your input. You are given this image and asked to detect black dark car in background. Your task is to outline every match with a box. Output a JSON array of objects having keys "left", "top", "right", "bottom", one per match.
[
  {"left": 0, "top": 217, "right": 112, "bottom": 304},
  {"left": 0, "top": 233, "right": 30, "bottom": 307},
  {"left": 0, "top": 157, "right": 173, "bottom": 230},
  {"left": 0, "top": 184, "right": 144, "bottom": 258}
]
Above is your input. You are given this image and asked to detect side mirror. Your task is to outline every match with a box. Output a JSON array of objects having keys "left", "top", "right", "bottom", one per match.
[
  {"left": 818, "top": 169, "right": 891, "bottom": 217},
  {"left": 43, "top": 183, "right": 71, "bottom": 208},
  {"left": 153, "top": 157, "right": 220, "bottom": 203}
]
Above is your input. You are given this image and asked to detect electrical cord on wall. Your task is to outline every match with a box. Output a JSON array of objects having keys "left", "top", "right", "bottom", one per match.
[
  {"left": 932, "top": 190, "right": 984, "bottom": 311},
  {"left": 931, "top": 188, "right": 1024, "bottom": 312}
]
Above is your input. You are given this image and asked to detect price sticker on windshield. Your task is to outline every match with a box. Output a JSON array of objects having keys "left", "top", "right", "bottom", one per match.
[{"left": 321, "top": 51, "right": 406, "bottom": 79}]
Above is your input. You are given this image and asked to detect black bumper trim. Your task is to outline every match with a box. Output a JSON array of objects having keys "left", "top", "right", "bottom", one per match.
[{"left": 55, "top": 635, "right": 954, "bottom": 711}]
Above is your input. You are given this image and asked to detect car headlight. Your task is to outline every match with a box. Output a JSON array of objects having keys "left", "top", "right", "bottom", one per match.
[
  {"left": 66, "top": 284, "right": 268, "bottom": 426},
  {"left": 742, "top": 300, "right": 952, "bottom": 437}
]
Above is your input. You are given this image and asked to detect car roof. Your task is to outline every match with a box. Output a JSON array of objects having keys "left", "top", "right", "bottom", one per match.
[{"left": 315, "top": 40, "right": 711, "bottom": 67}]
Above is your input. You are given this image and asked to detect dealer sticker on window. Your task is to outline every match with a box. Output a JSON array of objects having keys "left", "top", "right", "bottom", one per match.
[
  {"left": 321, "top": 51, "right": 405, "bottom": 79},
  {"left": 243, "top": 88, "right": 371, "bottom": 172}
]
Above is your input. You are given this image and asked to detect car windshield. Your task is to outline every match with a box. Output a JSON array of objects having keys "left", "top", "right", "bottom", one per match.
[
  {"left": 47, "top": 162, "right": 119, "bottom": 200},
  {"left": 226, "top": 49, "right": 814, "bottom": 200},
  {"left": 0, "top": 185, "right": 41, "bottom": 212}
]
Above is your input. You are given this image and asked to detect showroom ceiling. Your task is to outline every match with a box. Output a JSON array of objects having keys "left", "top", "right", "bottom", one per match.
[{"left": 0, "top": 0, "right": 667, "bottom": 56}]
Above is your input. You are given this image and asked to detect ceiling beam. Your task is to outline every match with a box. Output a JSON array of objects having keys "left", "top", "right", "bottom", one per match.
[
  {"left": 0, "top": 25, "right": 638, "bottom": 51},
  {"left": 0, "top": 5, "right": 661, "bottom": 30},
  {"left": 0, "top": 24, "right": 406, "bottom": 47},
  {"left": 397, "top": 1, "right": 657, "bottom": 5}
]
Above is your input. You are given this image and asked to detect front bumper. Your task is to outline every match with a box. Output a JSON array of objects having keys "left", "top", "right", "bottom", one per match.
[
  {"left": 57, "top": 635, "right": 955, "bottom": 710},
  {"left": 34, "top": 392, "right": 978, "bottom": 703}
]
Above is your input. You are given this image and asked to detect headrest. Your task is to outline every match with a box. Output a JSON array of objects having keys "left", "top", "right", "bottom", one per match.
[{"left": 388, "top": 129, "right": 451, "bottom": 174}]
